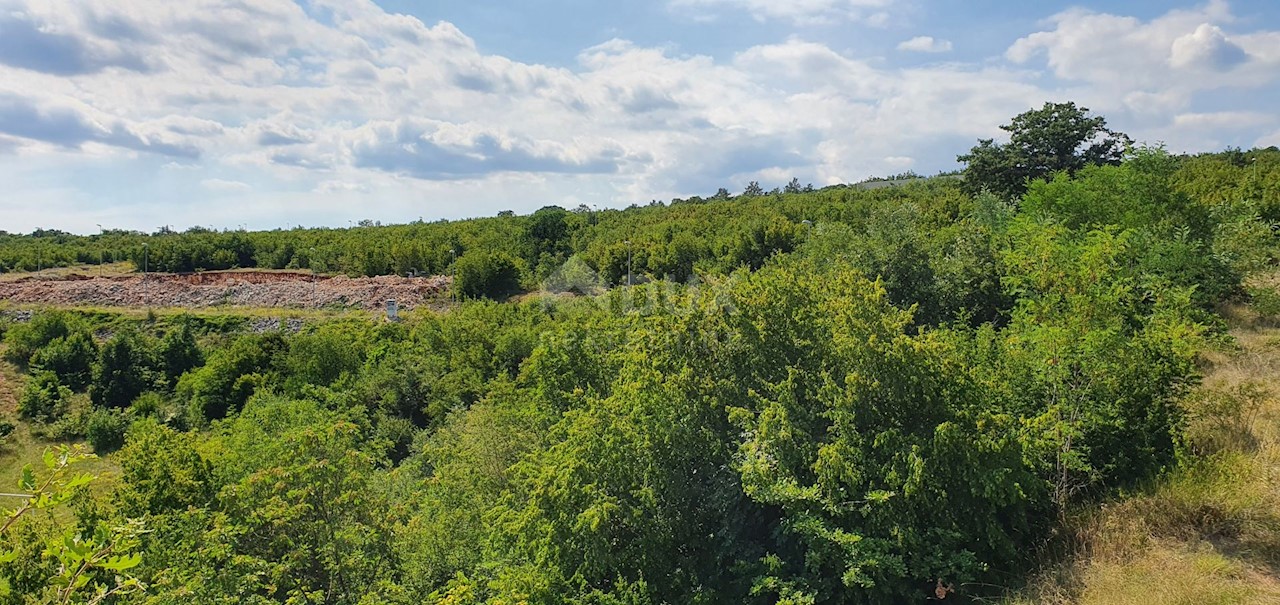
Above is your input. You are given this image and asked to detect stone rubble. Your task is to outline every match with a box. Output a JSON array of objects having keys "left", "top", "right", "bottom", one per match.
[{"left": 0, "top": 271, "right": 450, "bottom": 311}]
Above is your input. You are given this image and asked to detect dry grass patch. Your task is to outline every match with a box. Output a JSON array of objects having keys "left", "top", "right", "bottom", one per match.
[
  {"left": 1002, "top": 312, "right": 1280, "bottom": 604},
  {"left": 0, "top": 349, "right": 22, "bottom": 418},
  {"left": 1074, "top": 541, "right": 1280, "bottom": 605}
]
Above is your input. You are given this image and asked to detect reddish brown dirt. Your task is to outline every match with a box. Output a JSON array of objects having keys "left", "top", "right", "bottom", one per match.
[{"left": 0, "top": 271, "right": 450, "bottom": 311}]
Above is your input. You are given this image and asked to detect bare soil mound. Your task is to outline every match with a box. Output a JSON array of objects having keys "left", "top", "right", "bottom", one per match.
[{"left": 0, "top": 271, "right": 450, "bottom": 311}]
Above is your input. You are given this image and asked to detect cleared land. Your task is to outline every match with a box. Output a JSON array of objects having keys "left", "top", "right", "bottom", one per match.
[{"left": 0, "top": 270, "right": 450, "bottom": 311}]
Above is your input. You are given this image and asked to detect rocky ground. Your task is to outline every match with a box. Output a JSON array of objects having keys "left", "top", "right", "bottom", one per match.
[{"left": 0, "top": 271, "right": 450, "bottom": 311}]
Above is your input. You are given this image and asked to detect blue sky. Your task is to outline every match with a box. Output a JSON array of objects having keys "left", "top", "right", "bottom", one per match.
[{"left": 1, "top": 0, "right": 1278, "bottom": 234}]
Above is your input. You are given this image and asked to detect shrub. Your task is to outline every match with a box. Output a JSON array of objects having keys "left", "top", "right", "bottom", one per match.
[
  {"left": 130, "top": 391, "right": 165, "bottom": 417},
  {"left": 3, "top": 311, "right": 72, "bottom": 367},
  {"left": 30, "top": 329, "right": 98, "bottom": 391},
  {"left": 177, "top": 333, "right": 286, "bottom": 420},
  {"left": 283, "top": 328, "right": 362, "bottom": 391},
  {"left": 1249, "top": 286, "right": 1280, "bottom": 319},
  {"left": 28, "top": 396, "right": 92, "bottom": 441},
  {"left": 543, "top": 255, "right": 605, "bottom": 295},
  {"left": 90, "top": 330, "right": 157, "bottom": 408},
  {"left": 156, "top": 320, "right": 203, "bottom": 388},
  {"left": 373, "top": 414, "right": 418, "bottom": 464},
  {"left": 114, "top": 418, "right": 215, "bottom": 515},
  {"left": 85, "top": 407, "right": 130, "bottom": 454},
  {"left": 454, "top": 251, "right": 523, "bottom": 300},
  {"left": 18, "top": 371, "right": 72, "bottom": 422}
]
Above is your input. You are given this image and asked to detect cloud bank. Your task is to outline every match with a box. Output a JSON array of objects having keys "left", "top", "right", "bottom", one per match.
[{"left": 0, "top": 0, "right": 1276, "bottom": 232}]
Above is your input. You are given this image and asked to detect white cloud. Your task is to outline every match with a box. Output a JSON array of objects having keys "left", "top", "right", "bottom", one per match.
[
  {"left": 1169, "top": 23, "right": 1246, "bottom": 69},
  {"left": 200, "top": 178, "right": 251, "bottom": 192},
  {"left": 897, "top": 36, "right": 952, "bottom": 53},
  {"left": 1005, "top": 0, "right": 1278, "bottom": 117},
  {"left": 0, "top": 0, "right": 1278, "bottom": 232},
  {"left": 315, "top": 180, "right": 371, "bottom": 194},
  {"left": 1172, "top": 111, "right": 1271, "bottom": 130},
  {"left": 666, "top": 0, "right": 894, "bottom": 25}
]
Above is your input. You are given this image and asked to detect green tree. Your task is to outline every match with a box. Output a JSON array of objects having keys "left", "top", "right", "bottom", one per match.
[
  {"left": 90, "top": 330, "right": 155, "bottom": 409},
  {"left": 959, "top": 101, "right": 1131, "bottom": 199},
  {"left": 204, "top": 397, "right": 400, "bottom": 604},
  {"left": 283, "top": 326, "right": 363, "bottom": 392},
  {"left": 177, "top": 333, "right": 286, "bottom": 420},
  {"left": 156, "top": 320, "right": 203, "bottom": 389},
  {"left": 113, "top": 419, "right": 215, "bottom": 516},
  {"left": 455, "top": 251, "right": 523, "bottom": 300},
  {"left": 526, "top": 206, "right": 571, "bottom": 259},
  {"left": 29, "top": 329, "right": 97, "bottom": 392},
  {"left": 17, "top": 371, "right": 72, "bottom": 423},
  {"left": 2, "top": 311, "right": 73, "bottom": 368}
]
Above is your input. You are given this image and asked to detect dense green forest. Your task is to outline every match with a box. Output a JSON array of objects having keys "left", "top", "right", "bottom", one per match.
[{"left": 3, "top": 104, "right": 1280, "bottom": 603}]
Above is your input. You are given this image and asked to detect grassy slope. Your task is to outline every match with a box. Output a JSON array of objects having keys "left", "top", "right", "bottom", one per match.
[
  {"left": 1004, "top": 302, "right": 1280, "bottom": 604},
  {"left": 0, "top": 345, "right": 19, "bottom": 418},
  {"left": 0, "top": 346, "right": 121, "bottom": 511}
]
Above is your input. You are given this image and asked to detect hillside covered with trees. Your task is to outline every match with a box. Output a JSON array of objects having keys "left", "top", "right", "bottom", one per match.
[{"left": 2, "top": 104, "right": 1280, "bottom": 603}]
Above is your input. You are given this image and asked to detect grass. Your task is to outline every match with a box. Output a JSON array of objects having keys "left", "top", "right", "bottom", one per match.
[
  {"left": 0, "top": 346, "right": 119, "bottom": 519},
  {"left": 1001, "top": 300, "right": 1280, "bottom": 604},
  {"left": 0, "top": 346, "right": 21, "bottom": 418},
  {"left": 0, "top": 422, "right": 121, "bottom": 503}
]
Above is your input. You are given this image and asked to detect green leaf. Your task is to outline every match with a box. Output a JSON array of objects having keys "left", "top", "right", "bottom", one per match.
[
  {"left": 19, "top": 466, "right": 34, "bottom": 492},
  {"left": 63, "top": 534, "right": 90, "bottom": 559},
  {"left": 866, "top": 490, "right": 896, "bottom": 504},
  {"left": 64, "top": 473, "right": 95, "bottom": 490},
  {"left": 98, "top": 553, "right": 143, "bottom": 571}
]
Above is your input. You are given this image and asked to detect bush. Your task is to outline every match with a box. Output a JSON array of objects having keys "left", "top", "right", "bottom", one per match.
[
  {"left": 1249, "top": 286, "right": 1280, "bottom": 319},
  {"left": 30, "top": 329, "right": 98, "bottom": 391},
  {"left": 283, "top": 328, "right": 362, "bottom": 391},
  {"left": 114, "top": 418, "right": 215, "bottom": 515},
  {"left": 130, "top": 391, "right": 165, "bottom": 417},
  {"left": 27, "top": 396, "right": 92, "bottom": 441},
  {"left": 18, "top": 371, "right": 72, "bottom": 422},
  {"left": 0, "top": 419, "right": 14, "bottom": 441},
  {"left": 3, "top": 311, "right": 72, "bottom": 367},
  {"left": 373, "top": 414, "right": 418, "bottom": 464},
  {"left": 177, "top": 333, "right": 286, "bottom": 420},
  {"left": 90, "top": 330, "right": 157, "bottom": 408},
  {"left": 85, "top": 407, "right": 130, "bottom": 454},
  {"left": 454, "top": 251, "right": 523, "bottom": 300},
  {"left": 156, "top": 320, "right": 203, "bottom": 388}
]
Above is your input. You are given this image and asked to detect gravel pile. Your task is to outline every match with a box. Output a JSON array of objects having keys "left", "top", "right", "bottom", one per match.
[
  {"left": 249, "top": 317, "right": 307, "bottom": 333},
  {"left": 0, "top": 272, "right": 450, "bottom": 311}
]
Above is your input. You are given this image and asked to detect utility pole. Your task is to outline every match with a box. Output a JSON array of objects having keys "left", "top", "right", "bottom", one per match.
[
  {"left": 142, "top": 243, "right": 150, "bottom": 308},
  {"left": 310, "top": 247, "right": 319, "bottom": 304},
  {"left": 96, "top": 224, "right": 104, "bottom": 276}
]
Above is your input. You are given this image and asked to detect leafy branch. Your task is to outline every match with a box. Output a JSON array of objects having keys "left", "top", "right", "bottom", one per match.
[{"left": 0, "top": 445, "right": 148, "bottom": 602}]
